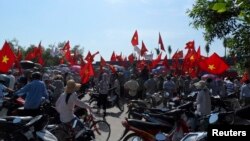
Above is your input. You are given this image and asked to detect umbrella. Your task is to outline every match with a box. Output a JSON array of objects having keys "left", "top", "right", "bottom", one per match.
[
  {"left": 201, "top": 74, "right": 216, "bottom": 79},
  {"left": 20, "top": 60, "right": 35, "bottom": 69},
  {"left": 70, "top": 65, "right": 81, "bottom": 73}
]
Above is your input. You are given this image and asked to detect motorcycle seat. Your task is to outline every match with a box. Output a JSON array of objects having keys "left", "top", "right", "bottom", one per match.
[
  {"left": 127, "top": 119, "right": 172, "bottom": 133},
  {"left": 4, "top": 116, "right": 33, "bottom": 122},
  {"left": 164, "top": 109, "right": 184, "bottom": 117}
]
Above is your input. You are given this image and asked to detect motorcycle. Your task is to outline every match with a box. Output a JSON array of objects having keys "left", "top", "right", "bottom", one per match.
[
  {"left": 119, "top": 109, "right": 190, "bottom": 141},
  {"left": 89, "top": 87, "right": 124, "bottom": 112},
  {"left": 0, "top": 115, "right": 58, "bottom": 141}
]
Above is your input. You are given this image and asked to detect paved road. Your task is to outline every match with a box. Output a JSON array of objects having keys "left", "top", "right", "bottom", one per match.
[{"left": 83, "top": 95, "right": 128, "bottom": 141}]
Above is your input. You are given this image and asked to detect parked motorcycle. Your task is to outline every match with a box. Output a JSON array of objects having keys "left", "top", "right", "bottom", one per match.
[
  {"left": 0, "top": 115, "right": 58, "bottom": 141},
  {"left": 119, "top": 109, "right": 190, "bottom": 141},
  {"left": 89, "top": 87, "right": 124, "bottom": 112}
]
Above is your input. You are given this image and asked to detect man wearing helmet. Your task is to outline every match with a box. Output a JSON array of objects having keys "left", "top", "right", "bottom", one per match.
[{"left": 14, "top": 71, "right": 49, "bottom": 116}]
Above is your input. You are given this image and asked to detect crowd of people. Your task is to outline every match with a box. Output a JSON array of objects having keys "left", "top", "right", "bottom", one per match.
[{"left": 0, "top": 64, "right": 250, "bottom": 132}]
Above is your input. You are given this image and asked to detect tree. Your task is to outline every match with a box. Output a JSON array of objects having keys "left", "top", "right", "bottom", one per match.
[
  {"left": 205, "top": 44, "right": 210, "bottom": 57},
  {"left": 168, "top": 45, "right": 172, "bottom": 58},
  {"left": 223, "top": 38, "right": 227, "bottom": 58},
  {"left": 187, "top": 0, "right": 250, "bottom": 69}
]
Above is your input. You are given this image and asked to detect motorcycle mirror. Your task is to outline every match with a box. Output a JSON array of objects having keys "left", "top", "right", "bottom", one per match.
[
  {"left": 155, "top": 132, "right": 167, "bottom": 141},
  {"left": 13, "top": 117, "right": 21, "bottom": 123},
  {"left": 209, "top": 113, "right": 219, "bottom": 124},
  {"left": 165, "top": 92, "right": 169, "bottom": 97}
]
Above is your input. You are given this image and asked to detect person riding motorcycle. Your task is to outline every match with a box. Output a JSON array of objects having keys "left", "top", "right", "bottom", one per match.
[{"left": 14, "top": 72, "right": 49, "bottom": 116}]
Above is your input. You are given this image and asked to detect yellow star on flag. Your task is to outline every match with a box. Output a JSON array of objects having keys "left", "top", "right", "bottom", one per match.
[
  {"left": 190, "top": 55, "right": 195, "bottom": 61},
  {"left": 208, "top": 64, "right": 216, "bottom": 70},
  {"left": 2, "top": 55, "right": 9, "bottom": 64},
  {"left": 84, "top": 70, "right": 89, "bottom": 75}
]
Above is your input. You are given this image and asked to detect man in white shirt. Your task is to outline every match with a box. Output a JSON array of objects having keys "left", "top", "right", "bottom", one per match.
[{"left": 124, "top": 74, "right": 139, "bottom": 99}]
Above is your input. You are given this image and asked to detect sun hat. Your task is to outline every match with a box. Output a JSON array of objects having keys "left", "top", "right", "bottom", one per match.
[
  {"left": 65, "top": 79, "right": 81, "bottom": 93},
  {"left": 194, "top": 80, "right": 207, "bottom": 89}
]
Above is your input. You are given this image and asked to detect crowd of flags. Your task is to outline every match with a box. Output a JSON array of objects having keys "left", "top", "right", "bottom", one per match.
[
  {"left": 130, "top": 30, "right": 230, "bottom": 77},
  {"left": 0, "top": 30, "right": 231, "bottom": 84}
]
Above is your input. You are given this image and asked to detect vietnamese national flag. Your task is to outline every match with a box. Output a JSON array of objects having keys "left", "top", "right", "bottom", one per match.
[
  {"left": 151, "top": 53, "right": 162, "bottom": 69},
  {"left": 131, "top": 30, "right": 139, "bottom": 46},
  {"left": 185, "top": 40, "right": 195, "bottom": 50},
  {"left": 25, "top": 49, "right": 36, "bottom": 60},
  {"left": 162, "top": 55, "right": 169, "bottom": 70},
  {"left": 85, "top": 51, "right": 92, "bottom": 61},
  {"left": 158, "top": 33, "right": 165, "bottom": 52},
  {"left": 141, "top": 41, "right": 148, "bottom": 56},
  {"left": 100, "top": 56, "right": 106, "bottom": 66},
  {"left": 0, "top": 41, "right": 16, "bottom": 73},
  {"left": 110, "top": 51, "right": 116, "bottom": 62},
  {"left": 128, "top": 53, "right": 134, "bottom": 64},
  {"left": 80, "top": 61, "right": 94, "bottom": 84},
  {"left": 199, "top": 53, "right": 229, "bottom": 75},
  {"left": 62, "top": 41, "right": 70, "bottom": 51}
]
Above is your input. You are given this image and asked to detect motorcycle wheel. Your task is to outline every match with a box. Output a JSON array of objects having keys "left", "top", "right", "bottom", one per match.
[
  {"left": 89, "top": 100, "right": 99, "bottom": 113},
  {"left": 123, "top": 133, "right": 144, "bottom": 141},
  {"left": 50, "top": 128, "right": 69, "bottom": 141},
  {"left": 90, "top": 120, "right": 111, "bottom": 141},
  {"left": 0, "top": 132, "right": 28, "bottom": 141}
]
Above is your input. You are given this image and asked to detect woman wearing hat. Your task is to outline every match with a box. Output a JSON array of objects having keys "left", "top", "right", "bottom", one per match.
[
  {"left": 194, "top": 80, "right": 211, "bottom": 116},
  {"left": 55, "top": 79, "right": 92, "bottom": 126}
]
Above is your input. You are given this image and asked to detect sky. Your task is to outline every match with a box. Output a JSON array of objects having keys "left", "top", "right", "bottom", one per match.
[{"left": 0, "top": 0, "right": 225, "bottom": 61}]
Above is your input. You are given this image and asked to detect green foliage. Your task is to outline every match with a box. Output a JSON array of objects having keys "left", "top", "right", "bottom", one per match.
[{"left": 187, "top": 0, "right": 250, "bottom": 71}]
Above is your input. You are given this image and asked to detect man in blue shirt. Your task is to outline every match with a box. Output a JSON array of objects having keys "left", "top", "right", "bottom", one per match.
[{"left": 14, "top": 72, "right": 48, "bottom": 116}]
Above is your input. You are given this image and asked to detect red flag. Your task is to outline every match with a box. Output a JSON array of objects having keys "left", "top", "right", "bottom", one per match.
[
  {"left": 38, "top": 57, "right": 44, "bottom": 66},
  {"left": 14, "top": 47, "right": 22, "bottom": 74},
  {"left": 37, "top": 42, "right": 44, "bottom": 65},
  {"left": 107, "top": 64, "right": 116, "bottom": 74},
  {"left": 151, "top": 53, "right": 162, "bottom": 69},
  {"left": 131, "top": 30, "right": 139, "bottom": 46},
  {"left": 116, "top": 53, "right": 123, "bottom": 62},
  {"left": 185, "top": 40, "right": 195, "bottom": 50},
  {"left": 62, "top": 41, "right": 70, "bottom": 51},
  {"left": 182, "top": 49, "right": 198, "bottom": 77},
  {"left": 141, "top": 41, "right": 148, "bottom": 56},
  {"left": 110, "top": 51, "right": 116, "bottom": 61},
  {"left": 128, "top": 53, "right": 134, "bottom": 64},
  {"left": 196, "top": 46, "right": 201, "bottom": 60},
  {"left": 80, "top": 61, "right": 94, "bottom": 84},
  {"left": 0, "top": 41, "right": 16, "bottom": 73},
  {"left": 25, "top": 49, "right": 36, "bottom": 60},
  {"left": 16, "top": 47, "right": 22, "bottom": 61},
  {"left": 158, "top": 33, "right": 165, "bottom": 52},
  {"left": 60, "top": 58, "right": 64, "bottom": 64},
  {"left": 100, "top": 56, "right": 106, "bottom": 66},
  {"left": 162, "top": 55, "right": 169, "bottom": 69},
  {"left": 80, "top": 57, "right": 85, "bottom": 66},
  {"left": 85, "top": 51, "right": 92, "bottom": 61},
  {"left": 199, "top": 53, "right": 229, "bottom": 75}
]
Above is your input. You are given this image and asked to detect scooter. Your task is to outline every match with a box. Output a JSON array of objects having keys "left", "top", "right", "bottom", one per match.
[{"left": 0, "top": 115, "right": 58, "bottom": 141}]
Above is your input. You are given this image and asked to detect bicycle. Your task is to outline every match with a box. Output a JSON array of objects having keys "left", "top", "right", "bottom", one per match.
[{"left": 50, "top": 112, "right": 111, "bottom": 141}]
